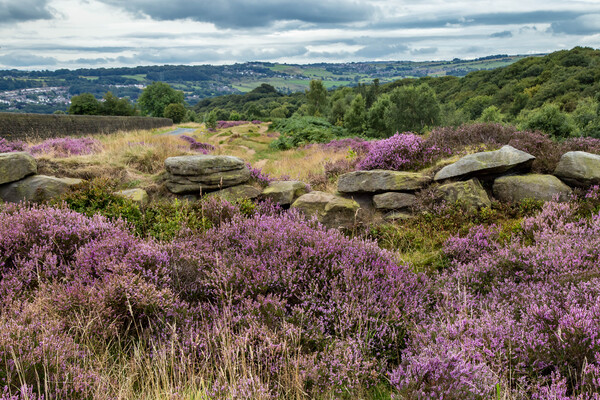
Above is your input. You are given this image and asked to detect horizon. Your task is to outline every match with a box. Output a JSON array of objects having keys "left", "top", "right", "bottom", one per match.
[{"left": 1, "top": 0, "right": 600, "bottom": 70}]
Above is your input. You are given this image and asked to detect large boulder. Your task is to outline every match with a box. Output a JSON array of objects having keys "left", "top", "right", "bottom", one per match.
[
  {"left": 208, "top": 184, "right": 262, "bottom": 201},
  {"left": 165, "top": 155, "right": 250, "bottom": 194},
  {"left": 554, "top": 151, "right": 600, "bottom": 187},
  {"left": 0, "top": 175, "right": 82, "bottom": 203},
  {"left": 338, "top": 170, "right": 431, "bottom": 193},
  {"left": 0, "top": 152, "right": 37, "bottom": 185},
  {"left": 114, "top": 188, "right": 149, "bottom": 206},
  {"left": 372, "top": 192, "right": 416, "bottom": 211},
  {"left": 261, "top": 181, "right": 308, "bottom": 206},
  {"left": 435, "top": 179, "right": 491, "bottom": 210},
  {"left": 434, "top": 145, "right": 535, "bottom": 181},
  {"left": 493, "top": 174, "right": 572, "bottom": 203},
  {"left": 291, "top": 191, "right": 360, "bottom": 229}
]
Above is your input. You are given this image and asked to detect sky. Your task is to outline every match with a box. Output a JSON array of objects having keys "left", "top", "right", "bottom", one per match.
[{"left": 1, "top": 0, "right": 600, "bottom": 70}]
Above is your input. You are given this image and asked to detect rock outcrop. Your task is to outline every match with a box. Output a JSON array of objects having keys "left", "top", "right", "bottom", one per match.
[
  {"left": 434, "top": 145, "right": 535, "bottom": 181},
  {"left": 338, "top": 170, "right": 431, "bottom": 193},
  {"left": 114, "top": 188, "right": 149, "bottom": 206},
  {"left": 291, "top": 191, "right": 360, "bottom": 229},
  {"left": 372, "top": 192, "right": 416, "bottom": 211},
  {"left": 209, "top": 184, "right": 262, "bottom": 201},
  {"left": 493, "top": 174, "right": 572, "bottom": 203},
  {"left": 261, "top": 181, "right": 308, "bottom": 206},
  {"left": 554, "top": 151, "right": 600, "bottom": 187},
  {"left": 435, "top": 179, "right": 491, "bottom": 210},
  {"left": 165, "top": 155, "right": 250, "bottom": 194},
  {"left": 0, "top": 175, "right": 82, "bottom": 203},
  {"left": 0, "top": 152, "right": 37, "bottom": 185}
]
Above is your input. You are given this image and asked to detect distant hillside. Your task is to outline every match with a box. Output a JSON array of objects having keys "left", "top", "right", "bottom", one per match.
[
  {"left": 0, "top": 54, "right": 530, "bottom": 114},
  {"left": 194, "top": 47, "right": 600, "bottom": 141}
]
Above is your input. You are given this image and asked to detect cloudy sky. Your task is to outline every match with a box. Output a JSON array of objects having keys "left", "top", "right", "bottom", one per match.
[{"left": 1, "top": 0, "right": 599, "bottom": 70}]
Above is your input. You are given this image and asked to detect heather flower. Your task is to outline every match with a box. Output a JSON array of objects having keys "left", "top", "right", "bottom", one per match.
[
  {"left": 0, "top": 138, "right": 26, "bottom": 153},
  {"left": 179, "top": 135, "right": 215, "bottom": 154},
  {"left": 28, "top": 137, "right": 101, "bottom": 157}
]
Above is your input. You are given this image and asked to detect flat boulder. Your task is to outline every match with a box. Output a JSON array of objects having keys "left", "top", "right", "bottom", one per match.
[
  {"left": 435, "top": 179, "right": 491, "bottom": 210},
  {"left": 208, "top": 184, "right": 261, "bottom": 201},
  {"left": 261, "top": 181, "right": 308, "bottom": 206},
  {"left": 493, "top": 174, "right": 572, "bottom": 203},
  {"left": 165, "top": 155, "right": 250, "bottom": 194},
  {"left": 0, "top": 175, "right": 82, "bottom": 203},
  {"left": 554, "top": 151, "right": 600, "bottom": 187},
  {"left": 291, "top": 191, "right": 360, "bottom": 229},
  {"left": 338, "top": 170, "right": 431, "bottom": 193},
  {"left": 0, "top": 152, "right": 37, "bottom": 185},
  {"left": 373, "top": 192, "right": 416, "bottom": 211},
  {"left": 114, "top": 188, "right": 149, "bottom": 206},
  {"left": 434, "top": 145, "right": 535, "bottom": 181}
]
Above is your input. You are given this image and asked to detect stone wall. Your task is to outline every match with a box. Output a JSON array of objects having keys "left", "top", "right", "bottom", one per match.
[{"left": 0, "top": 113, "right": 173, "bottom": 141}]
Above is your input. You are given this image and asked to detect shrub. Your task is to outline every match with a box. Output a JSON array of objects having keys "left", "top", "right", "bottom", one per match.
[
  {"left": 357, "top": 132, "right": 450, "bottom": 171},
  {"left": 270, "top": 116, "right": 346, "bottom": 150},
  {"left": 391, "top": 200, "right": 600, "bottom": 398},
  {"left": 163, "top": 103, "right": 187, "bottom": 123},
  {"left": 0, "top": 137, "right": 26, "bottom": 153},
  {"left": 179, "top": 135, "right": 215, "bottom": 154},
  {"left": 28, "top": 137, "right": 102, "bottom": 158}
]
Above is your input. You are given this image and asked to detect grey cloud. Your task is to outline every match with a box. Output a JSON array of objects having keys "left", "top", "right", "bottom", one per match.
[
  {"left": 355, "top": 43, "right": 409, "bottom": 58},
  {"left": 371, "top": 10, "right": 587, "bottom": 30},
  {"left": 490, "top": 30, "right": 512, "bottom": 38},
  {"left": 0, "top": 0, "right": 53, "bottom": 24},
  {"left": 411, "top": 47, "right": 438, "bottom": 55},
  {"left": 549, "top": 14, "right": 600, "bottom": 35},
  {"left": 0, "top": 52, "right": 57, "bottom": 67},
  {"left": 98, "top": 0, "right": 375, "bottom": 28}
]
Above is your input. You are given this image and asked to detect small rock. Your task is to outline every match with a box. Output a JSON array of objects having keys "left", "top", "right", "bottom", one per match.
[
  {"left": 493, "top": 174, "right": 572, "bottom": 203},
  {"left": 338, "top": 170, "right": 431, "bottom": 193},
  {"left": 434, "top": 145, "right": 535, "bottom": 181},
  {"left": 114, "top": 188, "right": 149, "bottom": 206},
  {"left": 554, "top": 151, "right": 600, "bottom": 187},
  {"left": 208, "top": 184, "right": 261, "bottom": 201},
  {"left": 165, "top": 155, "right": 250, "bottom": 194},
  {"left": 291, "top": 191, "right": 360, "bottom": 229},
  {"left": 0, "top": 175, "right": 82, "bottom": 203},
  {"left": 373, "top": 192, "right": 416, "bottom": 211},
  {"left": 261, "top": 181, "right": 308, "bottom": 206},
  {"left": 435, "top": 179, "right": 491, "bottom": 210},
  {"left": 0, "top": 152, "right": 37, "bottom": 185}
]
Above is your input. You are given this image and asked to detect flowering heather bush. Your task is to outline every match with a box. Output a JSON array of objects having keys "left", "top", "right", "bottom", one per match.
[
  {"left": 179, "top": 134, "right": 215, "bottom": 154},
  {"left": 317, "top": 137, "right": 372, "bottom": 155},
  {"left": 246, "top": 163, "right": 273, "bottom": 186},
  {"left": 28, "top": 137, "right": 102, "bottom": 157},
  {"left": 0, "top": 201, "right": 424, "bottom": 398},
  {"left": 0, "top": 137, "right": 26, "bottom": 153},
  {"left": 357, "top": 132, "right": 450, "bottom": 171},
  {"left": 391, "top": 199, "right": 600, "bottom": 398},
  {"left": 217, "top": 120, "right": 253, "bottom": 129}
]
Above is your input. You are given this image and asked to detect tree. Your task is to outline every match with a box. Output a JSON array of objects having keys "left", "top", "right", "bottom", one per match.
[
  {"left": 344, "top": 94, "right": 366, "bottom": 134},
  {"left": 164, "top": 103, "right": 187, "bottom": 123},
  {"left": 367, "top": 94, "right": 392, "bottom": 137},
  {"left": 138, "top": 82, "right": 185, "bottom": 118},
  {"left": 384, "top": 84, "right": 441, "bottom": 133},
  {"left": 101, "top": 92, "right": 136, "bottom": 116},
  {"left": 520, "top": 103, "right": 575, "bottom": 138},
  {"left": 68, "top": 93, "right": 100, "bottom": 115},
  {"left": 478, "top": 105, "right": 505, "bottom": 123},
  {"left": 306, "top": 80, "right": 328, "bottom": 117},
  {"left": 205, "top": 110, "right": 218, "bottom": 130}
]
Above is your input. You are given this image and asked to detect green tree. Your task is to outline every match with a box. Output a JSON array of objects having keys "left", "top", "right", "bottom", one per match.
[
  {"left": 138, "top": 82, "right": 185, "bottom": 118},
  {"left": 306, "top": 80, "right": 328, "bottom": 117},
  {"left": 461, "top": 95, "right": 494, "bottom": 120},
  {"left": 366, "top": 94, "right": 392, "bottom": 137},
  {"left": 344, "top": 94, "right": 367, "bottom": 134},
  {"left": 478, "top": 105, "right": 505, "bottom": 123},
  {"left": 164, "top": 103, "right": 187, "bottom": 123},
  {"left": 205, "top": 110, "right": 218, "bottom": 130},
  {"left": 384, "top": 84, "right": 441, "bottom": 133},
  {"left": 101, "top": 92, "right": 136, "bottom": 116},
  {"left": 520, "top": 103, "right": 576, "bottom": 138},
  {"left": 68, "top": 93, "right": 100, "bottom": 115}
]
